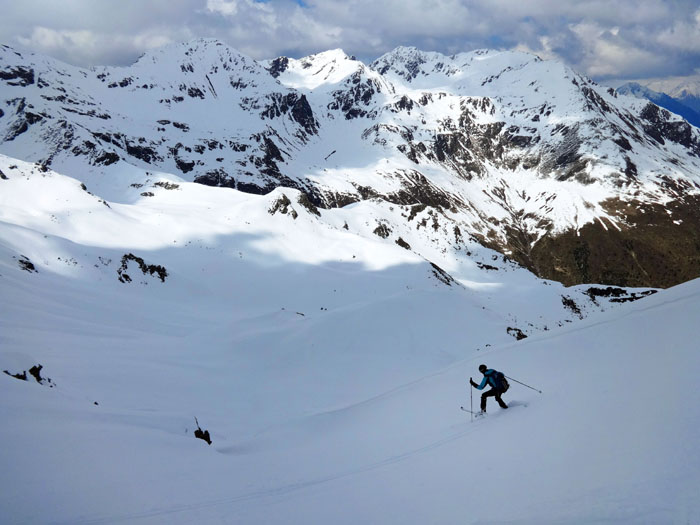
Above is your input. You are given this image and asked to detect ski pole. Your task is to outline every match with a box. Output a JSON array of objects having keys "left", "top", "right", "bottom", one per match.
[
  {"left": 470, "top": 382, "right": 473, "bottom": 423},
  {"left": 505, "top": 375, "right": 543, "bottom": 394}
]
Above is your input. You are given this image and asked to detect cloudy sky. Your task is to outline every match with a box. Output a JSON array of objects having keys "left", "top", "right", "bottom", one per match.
[{"left": 1, "top": 0, "right": 699, "bottom": 84}]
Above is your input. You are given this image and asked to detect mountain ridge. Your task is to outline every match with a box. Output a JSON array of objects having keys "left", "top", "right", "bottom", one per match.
[{"left": 2, "top": 39, "right": 700, "bottom": 287}]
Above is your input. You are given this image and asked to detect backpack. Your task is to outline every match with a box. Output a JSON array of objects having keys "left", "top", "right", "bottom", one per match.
[{"left": 495, "top": 371, "right": 509, "bottom": 392}]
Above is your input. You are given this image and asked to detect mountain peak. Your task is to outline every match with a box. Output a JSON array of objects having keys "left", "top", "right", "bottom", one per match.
[
  {"left": 371, "top": 46, "right": 543, "bottom": 84},
  {"left": 269, "top": 48, "right": 372, "bottom": 90},
  {"left": 131, "top": 38, "right": 254, "bottom": 69},
  {"left": 646, "top": 75, "right": 700, "bottom": 98},
  {"left": 304, "top": 48, "right": 353, "bottom": 62},
  {"left": 371, "top": 47, "right": 444, "bottom": 81},
  {"left": 616, "top": 81, "right": 657, "bottom": 98}
]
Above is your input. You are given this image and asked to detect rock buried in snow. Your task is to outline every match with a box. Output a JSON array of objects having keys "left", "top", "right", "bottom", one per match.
[
  {"left": 507, "top": 327, "right": 528, "bottom": 340},
  {"left": 17, "top": 256, "right": 37, "bottom": 273},
  {"left": 430, "top": 262, "right": 456, "bottom": 286},
  {"left": 194, "top": 417, "right": 212, "bottom": 445},
  {"left": 117, "top": 253, "right": 168, "bottom": 283},
  {"left": 3, "top": 363, "right": 54, "bottom": 387},
  {"left": 4, "top": 369, "right": 27, "bottom": 381},
  {"left": 268, "top": 194, "right": 297, "bottom": 219}
]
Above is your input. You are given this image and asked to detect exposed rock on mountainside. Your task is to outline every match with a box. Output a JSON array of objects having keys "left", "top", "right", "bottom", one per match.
[
  {"left": 526, "top": 195, "right": 700, "bottom": 287},
  {"left": 1, "top": 40, "right": 700, "bottom": 287}
]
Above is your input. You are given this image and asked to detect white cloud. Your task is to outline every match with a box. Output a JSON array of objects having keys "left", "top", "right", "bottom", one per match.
[
  {"left": 567, "top": 21, "right": 668, "bottom": 78},
  {"left": 655, "top": 8, "right": 700, "bottom": 52},
  {"left": 16, "top": 26, "right": 177, "bottom": 67},
  {"left": 206, "top": 0, "right": 240, "bottom": 16},
  {"left": 1, "top": 0, "right": 699, "bottom": 82},
  {"left": 18, "top": 27, "right": 97, "bottom": 54},
  {"left": 513, "top": 37, "right": 562, "bottom": 63},
  {"left": 17, "top": 27, "right": 103, "bottom": 66}
]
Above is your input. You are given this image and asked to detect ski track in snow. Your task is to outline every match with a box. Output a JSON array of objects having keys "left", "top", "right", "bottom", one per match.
[
  {"left": 72, "top": 422, "right": 483, "bottom": 524},
  {"left": 72, "top": 393, "right": 527, "bottom": 524}
]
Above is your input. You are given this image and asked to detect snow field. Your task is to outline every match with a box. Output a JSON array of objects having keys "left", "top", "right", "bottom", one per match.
[{"left": 1, "top": 154, "right": 699, "bottom": 522}]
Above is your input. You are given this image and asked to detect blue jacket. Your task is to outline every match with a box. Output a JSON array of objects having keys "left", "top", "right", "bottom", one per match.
[{"left": 475, "top": 369, "right": 503, "bottom": 390}]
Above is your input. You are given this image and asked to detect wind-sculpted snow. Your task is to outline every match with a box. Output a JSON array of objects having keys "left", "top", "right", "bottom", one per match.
[{"left": 1, "top": 39, "right": 700, "bottom": 287}]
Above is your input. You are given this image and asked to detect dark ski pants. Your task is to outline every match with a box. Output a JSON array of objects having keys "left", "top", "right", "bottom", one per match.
[{"left": 481, "top": 387, "right": 508, "bottom": 411}]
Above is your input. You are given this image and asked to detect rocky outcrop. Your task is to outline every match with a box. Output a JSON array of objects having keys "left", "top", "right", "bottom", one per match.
[
  {"left": 523, "top": 196, "right": 700, "bottom": 287},
  {"left": 117, "top": 254, "right": 168, "bottom": 283}
]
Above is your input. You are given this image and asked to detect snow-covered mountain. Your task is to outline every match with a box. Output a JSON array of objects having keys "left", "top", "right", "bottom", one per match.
[
  {"left": 2, "top": 40, "right": 700, "bottom": 287},
  {"left": 617, "top": 81, "right": 700, "bottom": 128},
  {"left": 2, "top": 40, "right": 700, "bottom": 523},
  {"left": 646, "top": 75, "right": 700, "bottom": 114}
]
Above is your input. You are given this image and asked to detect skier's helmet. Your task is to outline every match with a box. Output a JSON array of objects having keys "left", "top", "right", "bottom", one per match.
[{"left": 478, "top": 364, "right": 487, "bottom": 373}]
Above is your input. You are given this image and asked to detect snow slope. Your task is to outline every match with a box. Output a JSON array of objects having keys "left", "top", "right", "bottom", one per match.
[{"left": 1, "top": 154, "right": 697, "bottom": 523}]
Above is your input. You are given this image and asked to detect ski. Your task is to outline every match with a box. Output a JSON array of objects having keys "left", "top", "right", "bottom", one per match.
[
  {"left": 461, "top": 403, "right": 528, "bottom": 416},
  {"left": 460, "top": 406, "right": 485, "bottom": 416}
]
